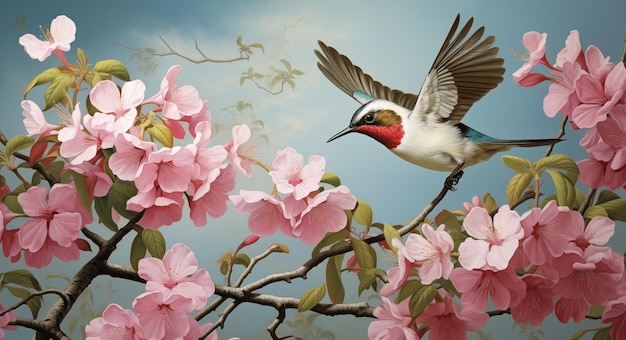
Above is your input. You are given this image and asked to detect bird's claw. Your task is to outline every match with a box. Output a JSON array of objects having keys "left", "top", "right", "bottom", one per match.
[{"left": 445, "top": 170, "right": 464, "bottom": 191}]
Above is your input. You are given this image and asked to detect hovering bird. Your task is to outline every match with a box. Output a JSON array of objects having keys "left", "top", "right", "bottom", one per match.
[{"left": 316, "top": 14, "right": 560, "bottom": 189}]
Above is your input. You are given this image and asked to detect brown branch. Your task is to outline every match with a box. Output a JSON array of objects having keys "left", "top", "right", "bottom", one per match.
[
  {"left": 115, "top": 35, "right": 250, "bottom": 64},
  {"left": 33, "top": 211, "right": 144, "bottom": 340}
]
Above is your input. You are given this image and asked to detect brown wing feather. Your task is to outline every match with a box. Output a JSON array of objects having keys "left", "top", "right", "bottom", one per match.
[
  {"left": 315, "top": 41, "right": 418, "bottom": 109},
  {"left": 414, "top": 14, "right": 505, "bottom": 124}
]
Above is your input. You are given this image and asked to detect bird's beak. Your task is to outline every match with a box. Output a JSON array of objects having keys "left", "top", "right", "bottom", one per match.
[{"left": 327, "top": 126, "right": 355, "bottom": 143}]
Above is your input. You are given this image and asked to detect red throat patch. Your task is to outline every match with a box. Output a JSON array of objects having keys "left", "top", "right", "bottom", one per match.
[{"left": 355, "top": 124, "right": 404, "bottom": 149}]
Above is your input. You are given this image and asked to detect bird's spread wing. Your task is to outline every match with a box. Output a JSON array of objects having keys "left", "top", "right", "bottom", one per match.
[
  {"left": 315, "top": 41, "right": 418, "bottom": 109},
  {"left": 412, "top": 15, "right": 504, "bottom": 124}
]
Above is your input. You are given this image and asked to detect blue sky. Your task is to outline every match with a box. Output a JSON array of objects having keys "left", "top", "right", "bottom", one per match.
[{"left": 1, "top": 1, "right": 625, "bottom": 338}]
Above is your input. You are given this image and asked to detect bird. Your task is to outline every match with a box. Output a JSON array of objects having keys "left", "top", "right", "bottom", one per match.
[{"left": 316, "top": 14, "right": 561, "bottom": 189}]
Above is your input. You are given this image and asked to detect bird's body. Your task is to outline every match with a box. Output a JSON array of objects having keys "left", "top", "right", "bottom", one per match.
[{"left": 316, "top": 14, "right": 560, "bottom": 186}]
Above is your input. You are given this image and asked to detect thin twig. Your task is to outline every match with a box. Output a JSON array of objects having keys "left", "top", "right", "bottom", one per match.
[
  {"left": 0, "top": 289, "right": 71, "bottom": 317},
  {"left": 234, "top": 244, "right": 282, "bottom": 288},
  {"left": 544, "top": 115, "right": 568, "bottom": 157},
  {"left": 578, "top": 187, "right": 597, "bottom": 215}
]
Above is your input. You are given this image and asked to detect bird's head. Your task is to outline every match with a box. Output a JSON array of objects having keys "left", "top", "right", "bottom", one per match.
[{"left": 327, "top": 99, "right": 406, "bottom": 149}]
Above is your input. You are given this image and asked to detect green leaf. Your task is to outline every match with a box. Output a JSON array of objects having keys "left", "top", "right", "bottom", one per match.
[
  {"left": 76, "top": 47, "right": 89, "bottom": 71},
  {"left": 312, "top": 230, "right": 347, "bottom": 257},
  {"left": 24, "top": 67, "right": 61, "bottom": 98},
  {"left": 357, "top": 268, "right": 380, "bottom": 295},
  {"left": 280, "top": 59, "right": 292, "bottom": 71},
  {"left": 583, "top": 205, "right": 608, "bottom": 219},
  {"left": 596, "top": 189, "right": 621, "bottom": 205},
  {"left": 141, "top": 229, "right": 166, "bottom": 259},
  {"left": 353, "top": 199, "right": 373, "bottom": 227},
  {"left": 298, "top": 284, "right": 326, "bottom": 312},
  {"left": 408, "top": 285, "right": 436, "bottom": 316},
  {"left": 108, "top": 179, "right": 138, "bottom": 220},
  {"left": 598, "top": 198, "right": 626, "bottom": 222},
  {"left": 130, "top": 231, "right": 146, "bottom": 271},
  {"left": 4, "top": 135, "right": 35, "bottom": 158},
  {"left": 147, "top": 124, "right": 173, "bottom": 148},
  {"left": 3, "top": 194, "right": 23, "bottom": 214},
  {"left": 325, "top": 252, "right": 345, "bottom": 304},
  {"left": 382, "top": 223, "right": 401, "bottom": 252},
  {"left": 545, "top": 169, "right": 576, "bottom": 207},
  {"left": 249, "top": 43, "right": 264, "bottom": 53},
  {"left": 482, "top": 192, "right": 498, "bottom": 214},
  {"left": 351, "top": 238, "right": 376, "bottom": 269},
  {"left": 43, "top": 72, "right": 75, "bottom": 110},
  {"left": 502, "top": 155, "right": 532, "bottom": 173},
  {"left": 4, "top": 269, "right": 42, "bottom": 290},
  {"left": 70, "top": 170, "right": 94, "bottom": 218},
  {"left": 6, "top": 286, "right": 42, "bottom": 318},
  {"left": 233, "top": 253, "right": 251, "bottom": 267},
  {"left": 320, "top": 172, "right": 341, "bottom": 187},
  {"left": 92, "top": 59, "right": 130, "bottom": 81},
  {"left": 535, "top": 154, "right": 579, "bottom": 174},
  {"left": 506, "top": 172, "right": 533, "bottom": 206},
  {"left": 396, "top": 280, "right": 423, "bottom": 303},
  {"left": 94, "top": 196, "right": 118, "bottom": 232},
  {"left": 592, "top": 327, "right": 611, "bottom": 340}
]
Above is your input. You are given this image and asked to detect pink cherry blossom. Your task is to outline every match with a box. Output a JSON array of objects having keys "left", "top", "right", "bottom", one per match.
[
  {"left": 18, "top": 15, "right": 75, "bottom": 62},
  {"left": 182, "top": 100, "right": 212, "bottom": 138},
  {"left": 513, "top": 31, "right": 549, "bottom": 85},
  {"left": 133, "top": 291, "right": 194, "bottom": 340},
  {"left": 134, "top": 146, "right": 194, "bottom": 193},
  {"left": 67, "top": 160, "right": 113, "bottom": 198},
  {"left": 58, "top": 107, "right": 119, "bottom": 165},
  {"left": 571, "top": 61, "right": 626, "bottom": 128},
  {"left": 19, "top": 233, "right": 82, "bottom": 268},
  {"left": 578, "top": 117, "right": 626, "bottom": 189},
  {"left": 145, "top": 65, "right": 204, "bottom": 120},
  {"left": 292, "top": 186, "right": 356, "bottom": 244},
  {"left": 543, "top": 61, "right": 584, "bottom": 119},
  {"left": 0, "top": 303, "right": 17, "bottom": 340},
  {"left": 510, "top": 272, "right": 557, "bottom": 326},
  {"left": 269, "top": 147, "right": 325, "bottom": 200},
  {"left": 519, "top": 200, "right": 577, "bottom": 265},
  {"left": 367, "top": 297, "right": 419, "bottom": 340},
  {"left": 462, "top": 195, "right": 482, "bottom": 213},
  {"left": 188, "top": 164, "right": 236, "bottom": 226},
  {"left": 554, "top": 30, "right": 584, "bottom": 68},
  {"left": 555, "top": 296, "right": 588, "bottom": 323},
  {"left": 138, "top": 243, "right": 215, "bottom": 310},
  {"left": 458, "top": 205, "right": 523, "bottom": 271},
  {"left": 551, "top": 246, "right": 624, "bottom": 306},
  {"left": 450, "top": 266, "right": 526, "bottom": 310},
  {"left": 224, "top": 124, "right": 254, "bottom": 177},
  {"left": 89, "top": 79, "right": 144, "bottom": 127},
  {"left": 230, "top": 190, "right": 294, "bottom": 238},
  {"left": 416, "top": 291, "right": 488, "bottom": 340},
  {"left": 17, "top": 184, "right": 91, "bottom": 253},
  {"left": 126, "top": 187, "right": 184, "bottom": 229},
  {"left": 108, "top": 133, "right": 156, "bottom": 181},
  {"left": 566, "top": 213, "right": 615, "bottom": 251},
  {"left": 602, "top": 295, "right": 626, "bottom": 340},
  {"left": 378, "top": 255, "right": 414, "bottom": 297},
  {"left": 402, "top": 223, "right": 454, "bottom": 284},
  {"left": 21, "top": 100, "right": 57, "bottom": 136},
  {"left": 85, "top": 303, "right": 144, "bottom": 340}
]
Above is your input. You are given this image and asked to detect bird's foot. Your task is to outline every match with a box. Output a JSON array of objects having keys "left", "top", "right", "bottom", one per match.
[{"left": 445, "top": 170, "right": 464, "bottom": 191}]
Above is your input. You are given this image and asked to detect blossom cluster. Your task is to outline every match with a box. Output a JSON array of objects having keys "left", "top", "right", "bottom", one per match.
[
  {"left": 513, "top": 30, "right": 626, "bottom": 190},
  {"left": 369, "top": 199, "right": 626, "bottom": 339},
  {"left": 230, "top": 146, "right": 357, "bottom": 244},
  {"left": 85, "top": 243, "right": 229, "bottom": 339}
]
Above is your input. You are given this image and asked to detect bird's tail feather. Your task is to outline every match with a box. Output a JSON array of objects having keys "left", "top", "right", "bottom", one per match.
[{"left": 469, "top": 138, "right": 561, "bottom": 165}]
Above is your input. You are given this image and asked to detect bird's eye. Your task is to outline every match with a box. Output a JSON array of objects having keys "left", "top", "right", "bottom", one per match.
[{"left": 363, "top": 112, "right": 376, "bottom": 124}]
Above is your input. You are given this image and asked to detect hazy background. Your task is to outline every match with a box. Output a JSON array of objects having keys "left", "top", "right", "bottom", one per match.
[{"left": 1, "top": 1, "right": 625, "bottom": 338}]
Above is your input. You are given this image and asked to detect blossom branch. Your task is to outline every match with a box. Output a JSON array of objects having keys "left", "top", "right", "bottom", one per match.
[{"left": 33, "top": 211, "right": 144, "bottom": 340}]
